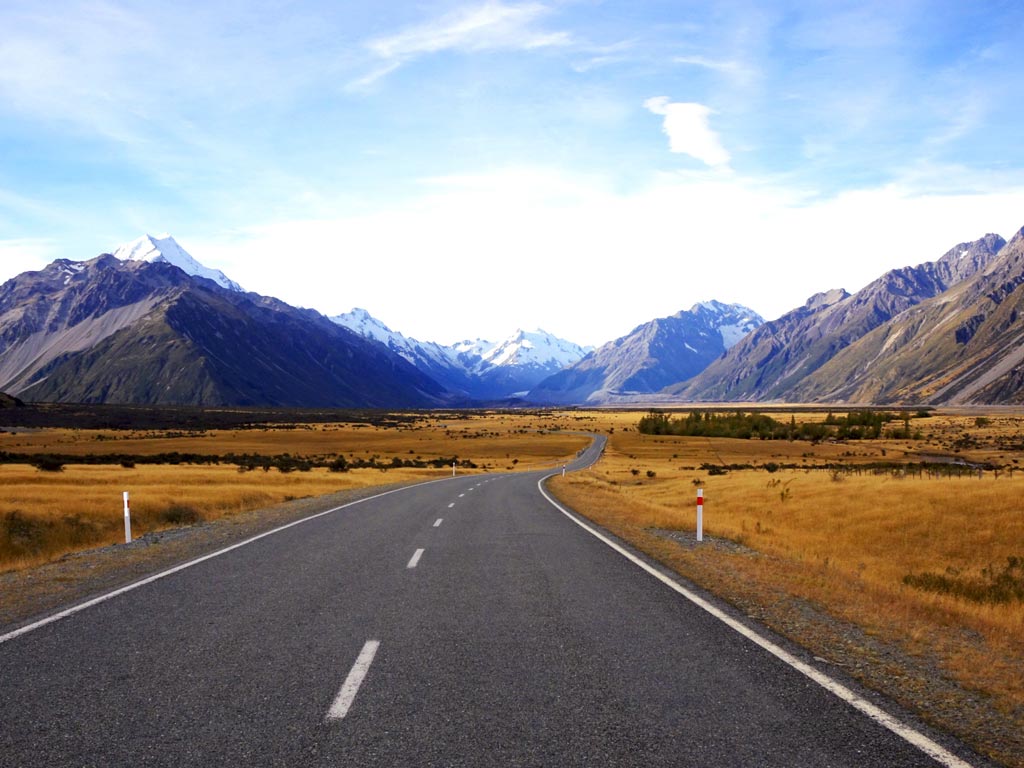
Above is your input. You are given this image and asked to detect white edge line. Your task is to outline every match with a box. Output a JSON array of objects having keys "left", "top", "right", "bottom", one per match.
[
  {"left": 536, "top": 476, "right": 975, "bottom": 768},
  {"left": 0, "top": 476, "right": 456, "bottom": 646},
  {"left": 407, "top": 548, "right": 425, "bottom": 569},
  {"left": 326, "top": 639, "right": 380, "bottom": 721}
]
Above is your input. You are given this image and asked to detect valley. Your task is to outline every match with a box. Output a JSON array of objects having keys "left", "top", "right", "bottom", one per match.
[{"left": 1, "top": 405, "right": 1021, "bottom": 765}]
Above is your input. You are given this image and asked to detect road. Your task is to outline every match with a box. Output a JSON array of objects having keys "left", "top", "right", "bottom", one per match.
[{"left": 0, "top": 436, "right": 989, "bottom": 767}]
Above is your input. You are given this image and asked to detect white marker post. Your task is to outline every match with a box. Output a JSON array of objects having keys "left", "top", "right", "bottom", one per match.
[
  {"left": 696, "top": 488, "right": 703, "bottom": 543},
  {"left": 562, "top": 464, "right": 566, "bottom": 477},
  {"left": 452, "top": 461, "right": 456, "bottom": 477},
  {"left": 123, "top": 491, "right": 132, "bottom": 544}
]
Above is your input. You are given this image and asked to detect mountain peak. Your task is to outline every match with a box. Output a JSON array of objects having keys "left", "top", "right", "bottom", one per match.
[
  {"left": 805, "top": 288, "right": 850, "bottom": 310},
  {"left": 113, "top": 234, "right": 243, "bottom": 292}
]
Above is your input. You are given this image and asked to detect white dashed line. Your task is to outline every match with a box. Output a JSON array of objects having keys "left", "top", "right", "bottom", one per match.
[
  {"left": 458, "top": 493, "right": 465, "bottom": 498},
  {"left": 0, "top": 478, "right": 454, "bottom": 647},
  {"left": 448, "top": 502, "right": 455, "bottom": 509},
  {"left": 434, "top": 519, "right": 443, "bottom": 527},
  {"left": 407, "top": 548, "right": 425, "bottom": 569},
  {"left": 326, "top": 640, "right": 380, "bottom": 721}
]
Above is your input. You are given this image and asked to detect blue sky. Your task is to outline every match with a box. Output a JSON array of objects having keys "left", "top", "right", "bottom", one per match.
[{"left": 2, "top": 1, "right": 1024, "bottom": 346}]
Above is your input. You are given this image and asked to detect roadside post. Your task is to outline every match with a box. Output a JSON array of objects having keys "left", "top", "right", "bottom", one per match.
[
  {"left": 123, "top": 491, "right": 132, "bottom": 544},
  {"left": 696, "top": 488, "right": 703, "bottom": 543},
  {"left": 562, "top": 464, "right": 566, "bottom": 477},
  {"left": 452, "top": 461, "right": 456, "bottom": 477}
]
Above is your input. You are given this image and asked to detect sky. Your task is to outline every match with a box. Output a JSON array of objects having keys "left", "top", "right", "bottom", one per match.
[{"left": 2, "top": 1, "right": 1024, "bottom": 347}]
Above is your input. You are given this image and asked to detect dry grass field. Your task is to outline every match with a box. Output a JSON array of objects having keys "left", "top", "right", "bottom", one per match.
[
  {"left": 0, "top": 411, "right": 591, "bottom": 570},
  {"left": 549, "top": 407, "right": 1024, "bottom": 767}
]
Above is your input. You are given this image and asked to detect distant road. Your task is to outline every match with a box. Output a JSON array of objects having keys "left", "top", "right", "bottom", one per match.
[{"left": 0, "top": 436, "right": 988, "bottom": 767}]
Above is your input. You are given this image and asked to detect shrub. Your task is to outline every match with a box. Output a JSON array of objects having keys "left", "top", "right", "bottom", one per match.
[
  {"left": 161, "top": 505, "right": 203, "bottom": 525},
  {"left": 31, "top": 456, "right": 65, "bottom": 472}
]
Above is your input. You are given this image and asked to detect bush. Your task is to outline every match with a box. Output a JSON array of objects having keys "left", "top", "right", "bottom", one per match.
[
  {"left": 161, "top": 505, "right": 203, "bottom": 525},
  {"left": 31, "top": 456, "right": 65, "bottom": 472}
]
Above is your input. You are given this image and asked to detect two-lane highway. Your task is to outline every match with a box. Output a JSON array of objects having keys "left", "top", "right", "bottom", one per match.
[{"left": 0, "top": 436, "right": 988, "bottom": 766}]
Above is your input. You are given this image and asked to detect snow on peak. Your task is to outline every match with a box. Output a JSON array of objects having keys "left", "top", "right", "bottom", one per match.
[
  {"left": 331, "top": 307, "right": 402, "bottom": 346},
  {"left": 113, "top": 234, "right": 243, "bottom": 292},
  {"left": 328, "top": 308, "right": 589, "bottom": 379},
  {"left": 690, "top": 300, "right": 764, "bottom": 349},
  {"left": 482, "top": 328, "right": 589, "bottom": 370}
]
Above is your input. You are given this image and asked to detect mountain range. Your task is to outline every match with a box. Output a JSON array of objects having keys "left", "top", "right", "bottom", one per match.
[
  {"left": 0, "top": 252, "right": 447, "bottom": 407},
  {"left": 2, "top": 226, "right": 1023, "bottom": 407},
  {"left": 675, "top": 231, "right": 1020, "bottom": 405},
  {"left": 330, "top": 309, "right": 591, "bottom": 400}
]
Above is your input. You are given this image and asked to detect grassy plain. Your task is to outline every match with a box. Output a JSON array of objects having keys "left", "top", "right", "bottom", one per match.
[
  {"left": 549, "top": 407, "right": 1024, "bottom": 767},
  {"left": 0, "top": 411, "right": 592, "bottom": 570}
]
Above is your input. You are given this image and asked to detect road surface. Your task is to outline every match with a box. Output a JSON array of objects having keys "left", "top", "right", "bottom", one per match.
[{"left": 0, "top": 436, "right": 989, "bottom": 766}]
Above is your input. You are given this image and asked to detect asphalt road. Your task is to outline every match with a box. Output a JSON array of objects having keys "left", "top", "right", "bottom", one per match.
[{"left": 0, "top": 436, "right": 989, "bottom": 767}]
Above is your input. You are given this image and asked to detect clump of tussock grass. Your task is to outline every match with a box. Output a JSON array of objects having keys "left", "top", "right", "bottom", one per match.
[
  {"left": 159, "top": 505, "right": 203, "bottom": 526},
  {"left": 904, "top": 557, "right": 1024, "bottom": 604}
]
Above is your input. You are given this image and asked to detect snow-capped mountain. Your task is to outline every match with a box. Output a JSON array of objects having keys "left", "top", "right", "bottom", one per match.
[
  {"left": 330, "top": 308, "right": 473, "bottom": 394},
  {"left": 330, "top": 310, "right": 590, "bottom": 400},
  {"left": 0, "top": 255, "right": 448, "bottom": 407},
  {"left": 113, "top": 234, "right": 243, "bottom": 292},
  {"left": 528, "top": 301, "right": 764, "bottom": 405},
  {"left": 480, "top": 329, "right": 590, "bottom": 372}
]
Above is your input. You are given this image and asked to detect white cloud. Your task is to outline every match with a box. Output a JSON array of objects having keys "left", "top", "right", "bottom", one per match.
[
  {"left": 0, "top": 238, "right": 58, "bottom": 277},
  {"left": 356, "top": 1, "right": 569, "bottom": 85},
  {"left": 644, "top": 97, "right": 731, "bottom": 167},
  {"left": 673, "top": 55, "right": 753, "bottom": 86},
  {"left": 192, "top": 166, "right": 1024, "bottom": 347}
]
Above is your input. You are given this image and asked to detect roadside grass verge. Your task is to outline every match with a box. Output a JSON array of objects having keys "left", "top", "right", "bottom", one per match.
[
  {"left": 0, "top": 413, "right": 590, "bottom": 572},
  {"left": 0, "top": 464, "right": 440, "bottom": 571}
]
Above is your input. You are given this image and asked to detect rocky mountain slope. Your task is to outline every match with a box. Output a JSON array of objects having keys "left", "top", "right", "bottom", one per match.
[
  {"left": 331, "top": 310, "right": 590, "bottom": 400},
  {"left": 0, "top": 255, "right": 449, "bottom": 407},
  {"left": 675, "top": 234, "right": 1007, "bottom": 402},
  {"left": 784, "top": 229, "right": 1024, "bottom": 404},
  {"left": 528, "top": 301, "right": 763, "bottom": 405}
]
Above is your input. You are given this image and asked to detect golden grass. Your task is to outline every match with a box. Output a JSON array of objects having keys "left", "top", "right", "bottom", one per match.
[
  {"left": 0, "top": 413, "right": 591, "bottom": 571},
  {"left": 0, "top": 412, "right": 591, "bottom": 469},
  {"left": 549, "top": 417, "right": 1024, "bottom": 766},
  {"left": 0, "top": 464, "right": 434, "bottom": 570}
]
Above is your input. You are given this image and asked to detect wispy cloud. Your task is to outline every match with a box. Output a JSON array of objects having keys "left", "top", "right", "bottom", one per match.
[
  {"left": 354, "top": 1, "right": 570, "bottom": 86},
  {"left": 644, "top": 97, "right": 730, "bottom": 167}
]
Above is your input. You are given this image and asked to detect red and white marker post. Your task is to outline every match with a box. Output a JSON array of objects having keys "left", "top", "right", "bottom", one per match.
[
  {"left": 123, "top": 491, "right": 132, "bottom": 544},
  {"left": 696, "top": 488, "right": 704, "bottom": 543}
]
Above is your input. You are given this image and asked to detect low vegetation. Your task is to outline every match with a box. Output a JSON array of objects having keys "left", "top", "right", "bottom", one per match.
[{"left": 0, "top": 410, "right": 591, "bottom": 570}]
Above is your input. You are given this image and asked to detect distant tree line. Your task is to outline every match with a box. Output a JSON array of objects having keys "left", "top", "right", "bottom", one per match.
[
  {"left": 0, "top": 451, "right": 476, "bottom": 473},
  {"left": 637, "top": 409, "right": 919, "bottom": 441}
]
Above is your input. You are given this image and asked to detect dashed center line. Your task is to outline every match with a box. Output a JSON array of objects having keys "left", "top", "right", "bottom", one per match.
[
  {"left": 326, "top": 640, "right": 380, "bottom": 721},
  {"left": 434, "top": 518, "right": 443, "bottom": 527},
  {"left": 458, "top": 493, "right": 465, "bottom": 498},
  {"left": 407, "top": 548, "right": 425, "bottom": 569},
  {"left": 448, "top": 502, "right": 455, "bottom": 509}
]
